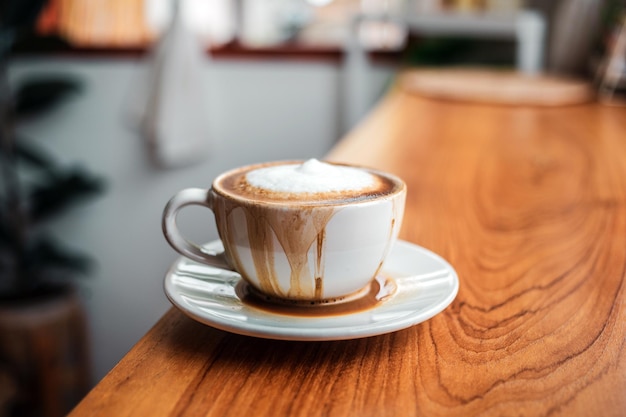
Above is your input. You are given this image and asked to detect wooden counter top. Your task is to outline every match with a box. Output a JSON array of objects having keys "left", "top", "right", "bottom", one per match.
[{"left": 70, "top": 86, "right": 626, "bottom": 416}]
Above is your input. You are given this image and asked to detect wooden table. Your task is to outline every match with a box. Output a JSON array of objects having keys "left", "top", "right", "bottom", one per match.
[{"left": 69, "top": 87, "right": 626, "bottom": 416}]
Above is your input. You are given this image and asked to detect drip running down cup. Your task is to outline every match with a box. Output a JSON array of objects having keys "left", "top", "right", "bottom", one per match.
[{"left": 162, "top": 159, "right": 406, "bottom": 305}]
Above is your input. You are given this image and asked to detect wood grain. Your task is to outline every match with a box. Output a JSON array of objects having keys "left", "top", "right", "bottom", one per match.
[{"left": 70, "top": 88, "right": 626, "bottom": 417}]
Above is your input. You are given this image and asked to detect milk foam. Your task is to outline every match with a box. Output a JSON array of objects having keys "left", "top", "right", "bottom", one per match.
[{"left": 245, "top": 159, "right": 375, "bottom": 193}]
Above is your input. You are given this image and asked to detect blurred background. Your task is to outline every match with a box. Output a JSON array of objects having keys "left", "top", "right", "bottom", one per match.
[{"left": 0, "top": 0, "right": 624, "bottom": 415}]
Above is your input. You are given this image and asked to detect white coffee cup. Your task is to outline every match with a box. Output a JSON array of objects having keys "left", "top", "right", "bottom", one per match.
[{"left": 162, "top": 160, "right": 406, "bottom": 304}]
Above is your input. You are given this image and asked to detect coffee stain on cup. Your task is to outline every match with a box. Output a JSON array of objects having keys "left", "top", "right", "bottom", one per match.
[
  {"left": 244, "top": 209, "right": 279, "bottom": 296},
  {"left": 315, "top": 227, "right": 326, "bottom": 300},
  {"left": 215, "top": 199, "right": 336, "bottom": 301},
  {"left": 371, "top": 197, "right": 405, "bottom": 280}
]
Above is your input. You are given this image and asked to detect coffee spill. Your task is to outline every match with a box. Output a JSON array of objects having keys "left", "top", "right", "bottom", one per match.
[
  {"left": 314, "top": 228, "right": 326, "bottom": 299},
  {"left": 314, "top": 277, "right": 323, "bottom": 299},
  {"left": 370, "top": 199, "right": 402, "bottom": 279},
  {"left": 270, "top": 207, "right": 335, "bottom": 299},
  {"left": 236, "top": 274, "right": 397, "bottom": 317},
  {"left": 215, "top": 197, "right": 336, "bottom": 300},
  {"left": 244, "top": 210, "right": 279, "bottom": 295}
]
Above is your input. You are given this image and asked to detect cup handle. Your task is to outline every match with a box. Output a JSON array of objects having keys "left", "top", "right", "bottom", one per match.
[{"left": 162, "top": 188, "right": 232, "bottom": 270}]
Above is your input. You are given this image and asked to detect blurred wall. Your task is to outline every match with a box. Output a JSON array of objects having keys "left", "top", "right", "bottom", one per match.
[{"left": 9, "top": 57, "right": 393, "bottom": 383}]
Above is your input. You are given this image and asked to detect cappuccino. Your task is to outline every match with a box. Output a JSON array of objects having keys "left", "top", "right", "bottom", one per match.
[
  {"left": 163, "top": 159, "right": 406, "bottom": 303},
  {"left": 215, "top": 159, "right": 400, "bottom": 204}
]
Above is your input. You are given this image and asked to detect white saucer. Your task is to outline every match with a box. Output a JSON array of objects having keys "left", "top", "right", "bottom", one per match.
[{"left": 164, "top": 240, "right": 459, "bottom": 341}]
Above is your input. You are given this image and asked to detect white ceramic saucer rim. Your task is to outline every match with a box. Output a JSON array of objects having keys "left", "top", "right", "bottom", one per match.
[{"left": 164, "top": 239, "right": 459, "bottom": 341}]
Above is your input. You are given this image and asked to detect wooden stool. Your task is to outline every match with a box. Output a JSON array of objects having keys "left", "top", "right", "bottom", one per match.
[{"left": 0, "top": 289, "right": 91, "bottom": 417}]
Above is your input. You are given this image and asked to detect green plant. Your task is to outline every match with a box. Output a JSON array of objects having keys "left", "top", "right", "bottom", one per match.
[{"left": 0, "top": 0, "right": 105, "bottom": 300}]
